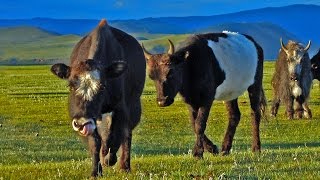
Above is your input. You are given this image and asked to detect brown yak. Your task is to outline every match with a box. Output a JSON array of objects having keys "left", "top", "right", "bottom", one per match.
[{"left": 271, "top": 38, "right": 312, "bottom": 119}]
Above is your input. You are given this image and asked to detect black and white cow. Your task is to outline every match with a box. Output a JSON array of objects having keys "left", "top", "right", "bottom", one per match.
[
  {"left": 51, "top": 19, "right": 146, "bottom": 178},
  {"left": 142, "top": 31, "right": 266, "bottom": 157}
]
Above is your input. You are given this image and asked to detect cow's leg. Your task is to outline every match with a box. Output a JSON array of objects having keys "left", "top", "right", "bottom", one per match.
[
  {"left": 119, "top": 100, "right": 141, "bottom": 171},
  {"left": 188, "top": 105, "right": 218, "bottom": 155},
  {"left": 302, "top": 102, "right": 312, "bottom": 119},
  {"left": 221, "top": 99, "right": 241, "bottom": 155},
  {"left": 248, "top": 85, "right": 262, "bottom": 153},
  {"left": 294, "top": 98, "right": 304, "bottom": 119},
  {"left": 192, "top": 103, "right": 213, "bottom": 158},
  {"left": 119, "top": 129, "right": 132, "bottom": 171},
  {"left": 87, "top": 133, "right": 102, "bottom": 178},
  {"left": 101, "top": 109, "right": 127, "bottom": 167},
  {"left": 285, "top": 97, "right": 294, "bottom": 119},
  {"left": 271, "top": 98, "right": 280, "bottom": 117}
]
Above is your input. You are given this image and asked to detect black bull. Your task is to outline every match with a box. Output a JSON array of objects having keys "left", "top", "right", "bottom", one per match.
[{"left": 51, "top": 19, "right": 145, "bottom": 178}]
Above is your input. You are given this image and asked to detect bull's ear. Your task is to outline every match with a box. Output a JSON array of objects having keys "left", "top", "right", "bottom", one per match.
[
  {"left": 105, "top": 61, "right": 127, "bottom": 78},
  {"left": 51, "top": 63, "right": 70, "bottom": 79}
]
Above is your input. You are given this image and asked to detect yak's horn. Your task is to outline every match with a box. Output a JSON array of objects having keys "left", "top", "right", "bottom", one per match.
[
  {"left": 141, "top": 43, "right": 152, "bottom": 60},
  {"left": 167, "top": 39, "right": 175, "bottom": 55}
]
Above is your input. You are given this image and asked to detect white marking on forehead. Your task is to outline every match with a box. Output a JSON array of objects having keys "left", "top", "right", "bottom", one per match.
[
  {"left": 76, "top": 70, "right": 101, "bottom": 101},
  {"left": 208, "top": 32, "right": 258, "bottom": 101}
]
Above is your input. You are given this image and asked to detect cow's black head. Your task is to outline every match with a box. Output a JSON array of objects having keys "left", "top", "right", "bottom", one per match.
[
  {"left": 51, "top": 59, "right": 127, "bottom": 136},
  {"left": 142, "top": 40, "right": 188, "bottom": 107},
  {"left": 311, "top": 49, "right": 320, "bottom": 81}
]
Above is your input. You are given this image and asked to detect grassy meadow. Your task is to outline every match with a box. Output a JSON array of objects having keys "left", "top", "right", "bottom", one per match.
[{"left": 0, "top": 62, "right": 320, "bottom": 179}]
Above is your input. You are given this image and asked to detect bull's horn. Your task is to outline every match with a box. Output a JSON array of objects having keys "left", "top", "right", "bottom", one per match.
[
  {"left": 304, "top": 40, "right": 311, "bottom": 51},
  {"left": 167, "top": 39, "right": 175, "bottom": 55},
  {"left": 280, "top": 38, "right": 289, "bottom": 54},
  {"left": 141, "top": 43, "right": 152, "bottom": 60},
  {"left": 99, "top": 19, "right": 107, "bottom": 27}
]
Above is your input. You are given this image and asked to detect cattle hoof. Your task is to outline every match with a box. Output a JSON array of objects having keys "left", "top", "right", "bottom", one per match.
[
  {"left": 193, "top": 151, "right": 204, "bottom": 159},
  {"left": 252, "top": 147, "right": 261, "bottom": 153},
  {"left": 120, "top": 167, "right": 131, "bottom": 173},
  {"left": 193, "top": 147, "right": 204, "bottom": 159},
  {"left": 220, "top": 150, "right": 230, "bottom": 156},
  {"left": 103, "top": 153, "right": 117, "bottom": 167},
  {"left": 303, "top": 111, "right": 312, "bottom": 119},
  {"left": 205, "top": 144, "right": 219, "bottom": 155}
]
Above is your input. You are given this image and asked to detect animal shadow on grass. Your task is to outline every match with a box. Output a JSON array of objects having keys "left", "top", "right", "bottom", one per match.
[{"left": 263, "top": 142, "right": 320, "bottom": 150}]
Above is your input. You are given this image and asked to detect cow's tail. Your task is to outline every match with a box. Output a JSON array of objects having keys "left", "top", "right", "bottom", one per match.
[{"left": 259, "top": 88, "right": 268, "bottom": 120}]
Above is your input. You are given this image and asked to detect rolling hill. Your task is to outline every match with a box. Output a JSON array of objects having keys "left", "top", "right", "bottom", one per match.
[
  {"left": 0, "top": 26, "right": 80, "bottom": 64},
  {"left": 0, "top": 4, "right": 319, "bottom": 45},
  {"left": 198, "top": 22, "right": 305, "bottom": 60},
  {"left": 1, "top": 4, "right": 320, "bottom": 62}
]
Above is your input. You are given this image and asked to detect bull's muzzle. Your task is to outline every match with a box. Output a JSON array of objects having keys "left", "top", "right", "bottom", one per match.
[
  {"left": 72, "top": 118, "right": 96, "bottom": 136},
  {"left": 290, "top": 74, "right": 299, "bottom": 81},
  {"left": 157, "top": 96, "right": 174, "bottom": 107}
]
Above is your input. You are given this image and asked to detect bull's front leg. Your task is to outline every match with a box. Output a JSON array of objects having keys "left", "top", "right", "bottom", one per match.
[
  {"left": 285, "top": 97, "right": 294, "bottom": 119},
  {"left": 192, "top": 104, "right": 212, "bottom": 158},
  {"left": 119, "top": 128, "right": 132, "bottom": 171},
  {"left": 87, "top": 133, "right": 102, "bottom": 178},
  {"left": 188, "top": 105, "right": 218, "bottom": 155},
  {"left": 302, "top": 101, "right": 312, "bottom": 119}
]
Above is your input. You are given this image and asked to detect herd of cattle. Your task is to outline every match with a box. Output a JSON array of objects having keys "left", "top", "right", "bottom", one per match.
[{"left": 50, "top": 19, "right": 320, "bottom": 178}]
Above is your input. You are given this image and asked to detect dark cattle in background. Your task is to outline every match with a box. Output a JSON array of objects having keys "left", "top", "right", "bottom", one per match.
[
  {"left": 51, "top": 19, "right": 146, "bottom": 178},
  {"left": 271, "top": 39, "right": 312, "bottom": 119},
  {"left": 311, "top": 49, "right": 320, "bottom": 81},
  {"left": 142, "top": 31, "right": 266, "bottom": 157}
]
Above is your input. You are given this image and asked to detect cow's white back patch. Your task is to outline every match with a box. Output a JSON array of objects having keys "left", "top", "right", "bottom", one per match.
[
  {"left": 208, "top": 31, "right": 258, "bottom": 101},
  {"left": 76, "top": 70, "right": 101, "bottom": 101}
]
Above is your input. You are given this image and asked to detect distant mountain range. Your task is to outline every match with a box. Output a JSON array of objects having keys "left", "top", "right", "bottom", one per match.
[{"left": 0, "top": 4, "right": 319, "bottom": 61}]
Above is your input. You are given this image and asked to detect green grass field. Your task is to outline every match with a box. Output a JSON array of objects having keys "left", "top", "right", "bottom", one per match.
[{"left": 0, "top": 62, "right": 320, "bottom": 179}]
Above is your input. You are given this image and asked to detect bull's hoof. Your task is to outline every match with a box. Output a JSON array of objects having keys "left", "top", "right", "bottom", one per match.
[
  {"left": 120, "top": 166, "right": 131, "bottom": 173},
  {"left": 193, "top": 151, "right": 204, "bottom": 159},
  {"left": 204, "top": 143, "right": 219, "bottom": 155},
  {"left": 296, "top": 112, "right": 303, "bottom": 119},
  {"left": 90, "top": 176, "right": 97, "bottom": 180},
  {"left": 220, "top": 150, "right": 230, "bottom": 156},
  {"left": 304, "top": 111, "right": 312, "bottom": 119},
  {"left": 252, "top": 146, "right": 261, "bottom": 153},
  {"left": 193, "top": 145, "right": 204, "bottom": 159},
  {"left": 270, "top": 113, "right": 276, "bottom": 118},
  {"left": 102, "top": 153, "right": 117, "bottom": 167}
]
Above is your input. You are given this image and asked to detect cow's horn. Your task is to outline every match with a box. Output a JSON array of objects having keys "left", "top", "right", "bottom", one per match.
[
  {"left": 141, "top": 43, "right": 152, "bottom": 60},
  {"left": 280, "top": 38, "right": 289, "bottom": 54},
  {"left": 99, "top": 19, "right": 107, "bottom": 27},
  {"left": 167, "top": 39, "right": 175, "bottom": 55},
  {"left": 304, "top": 40, "right": 311, "bottom": 51}
]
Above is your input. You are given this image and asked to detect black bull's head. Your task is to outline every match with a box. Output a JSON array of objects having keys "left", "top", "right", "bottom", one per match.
[
  {"left": 51, "top": 59, "right": 127, "bottom": 136},
  {"left": 142, "top": 39, "right": 188, "bottom": 107}
]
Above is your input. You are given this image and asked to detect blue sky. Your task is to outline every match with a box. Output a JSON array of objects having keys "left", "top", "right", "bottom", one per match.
[{"left": 1, "top": 0, "right": 320, "bottom": 20}]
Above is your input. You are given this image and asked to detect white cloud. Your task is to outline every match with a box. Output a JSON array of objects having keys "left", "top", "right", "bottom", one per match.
[{"left": 114, "top": 0, "right": 125, "bottom": 8}]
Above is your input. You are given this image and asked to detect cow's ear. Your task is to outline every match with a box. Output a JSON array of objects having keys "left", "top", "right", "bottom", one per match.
[
  {"left": 105, "top": 61, "right": 127, "bottom": 78},
  {"left": 51, "top": 63, "right": 70, "bottom": 79}
]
